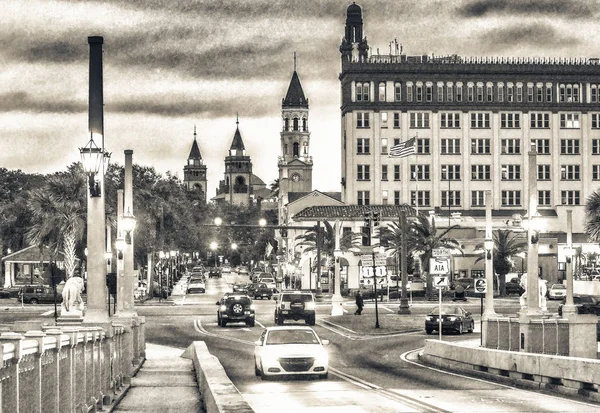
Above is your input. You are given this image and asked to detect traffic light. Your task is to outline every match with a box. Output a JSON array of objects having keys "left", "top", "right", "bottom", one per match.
[
  {"left": 373, "top": 212, "right": 380, "bottom": 227},
  {"left": 362, "top": 226, "right": 371, "bottom": 246},
  {"left": 280, "top": 228, "right": 288, "bottom": 238},
  {"left": 363, "top": 212, "right": 371, "bottom": 228}
]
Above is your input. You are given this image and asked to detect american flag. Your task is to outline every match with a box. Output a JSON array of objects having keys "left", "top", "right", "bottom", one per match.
[{"left": 389, "top": 137, "right": 416, "bottom": 158}]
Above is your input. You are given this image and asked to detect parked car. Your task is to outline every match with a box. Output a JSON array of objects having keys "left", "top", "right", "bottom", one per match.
[
  {"left": 558, "top": 295, "right": 600, "bottom": 316},
  {"left": 216, "top": 294, "right": 255, "bottom": 327},
  {"left": 425, "top": 305, "right": 474, "bottom": 335},
  {"left": 274, "top": 290, "right": 316, "bottom": 325},
  {"left": 505, "top": 277, "right": 525, "bottom": 295},
  {"left": 254, "top": 326, "right": 329, "bottom": 380},
  {"left": 0, "top": 289, "right": 12, "bottom": 299},
  {"left": 18, "top": 285, "right": 62, "bottom": 304},
  {"left": 548, "top": 284, "right": 567, "bottom": 300}
]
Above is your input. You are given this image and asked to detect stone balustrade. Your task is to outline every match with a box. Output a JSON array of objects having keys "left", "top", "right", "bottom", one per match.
[{"left": 0, "top": 319, "right": 145, "bottom": 413}]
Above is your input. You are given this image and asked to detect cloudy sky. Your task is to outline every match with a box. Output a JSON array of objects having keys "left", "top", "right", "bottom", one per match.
[{"left": 2, "top": 0, "right": 600, "bottom": 195}]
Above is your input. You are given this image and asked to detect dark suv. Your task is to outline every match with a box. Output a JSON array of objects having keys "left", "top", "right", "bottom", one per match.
[
  {"left": 274, "top": 290, "right": 316, "bottom": 325},
  {"left": 216, "top": 294, "right": 255, "bottom": 327},
  {"left": 505, "top": 278, "right": 525, "bottom": 295},
  {"left": 558, "top": 295, "right": 600, "bottom": 316},
  {"left": 18, "top": 285, "right": 62, "bottom": 304}
]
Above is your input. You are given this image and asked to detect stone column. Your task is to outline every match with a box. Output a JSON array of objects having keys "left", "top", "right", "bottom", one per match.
[
  {"left": 562, "top": 210, "right": 577, "bottom": 316},
  {"left": 331, "top": 220, "right": 343, "bottom": 316}
]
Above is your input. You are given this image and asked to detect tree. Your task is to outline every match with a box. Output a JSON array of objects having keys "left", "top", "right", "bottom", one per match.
[
  {"left": 585, "top": 190, "right": 600, "bottom": 241},
  {"left": 407, "top": 214, "right": 462, "bottom": 297},
  {"left": 269, "top": 179, "right": 280, "bottom": 198},
  {"left": 475, "top": 230, "right": 527, "bottom": 297}
]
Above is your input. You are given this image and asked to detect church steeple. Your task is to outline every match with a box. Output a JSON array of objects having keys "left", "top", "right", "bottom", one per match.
[
  {"left": 183, "top": 125, "right": 207, "bottom": 202},
  {"left": 282, "top": 55, "right": 308, "bottom": 109},
  {"left": 188, "top": 125, "right": 203, "bottom": 160},
  {"left": 229, "top": 116, "right": 246, "bottom": 155}
]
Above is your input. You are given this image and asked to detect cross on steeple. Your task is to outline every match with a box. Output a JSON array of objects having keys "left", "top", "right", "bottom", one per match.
[
  {"left": 236, "top": 112, "right": 239, "bottom": 126},
  {"left": 294, "top": 51, "right": 296, "bottom": 72}
]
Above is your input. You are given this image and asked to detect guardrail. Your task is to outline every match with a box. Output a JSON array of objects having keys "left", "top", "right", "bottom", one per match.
[{"left": 0, "top": 320, "right": 145, "bottom": 413}]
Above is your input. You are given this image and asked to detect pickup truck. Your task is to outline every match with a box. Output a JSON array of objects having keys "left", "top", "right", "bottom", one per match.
[{"left": 249, "top": 282, "right": 273, "bottom": 300}]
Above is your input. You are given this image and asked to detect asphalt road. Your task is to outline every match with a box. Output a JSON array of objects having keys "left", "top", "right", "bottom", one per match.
[{"left": 2, "top": 274, "right": 599, "bottom": 412}]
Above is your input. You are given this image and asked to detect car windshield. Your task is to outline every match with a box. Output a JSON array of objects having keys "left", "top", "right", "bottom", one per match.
[
  {"left": 265, "top": 329, "right": 319, "bottom": 345},
  {"left": 430, "top": 306, "right": 463, "bottom": 315},
  {"left": 225, "top": 297, "right": 251, "bottom": 305},
  {"left": 551, "top": 284, "right": 566, "bottom": 290},
  {"left": 281, "top": 294, "right": 312, "bottom": 302}
]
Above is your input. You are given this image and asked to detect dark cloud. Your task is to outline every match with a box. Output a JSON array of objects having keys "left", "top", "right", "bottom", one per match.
[
  {"left": 479, "top": 23, "right": 579, "bottom": 51},
  {"left": 0, "top": 35, "right": 87, "bottom": 64},
  {"left": 0, "top": 92, "right": 85, "bottom": 114},
  {"left": 459, "top": 0, "right": 595, "bottom": 18}
]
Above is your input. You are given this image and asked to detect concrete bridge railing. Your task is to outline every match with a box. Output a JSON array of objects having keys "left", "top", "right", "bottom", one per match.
[{"left": 0, "top": 319, "right": 145, "bottom": 413}]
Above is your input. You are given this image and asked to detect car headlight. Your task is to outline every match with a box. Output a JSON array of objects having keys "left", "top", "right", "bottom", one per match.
[
  {"left": 305, "top": 302, "right": 316, "bottom": 310},
  {"left": 425, "top": 316, "right": 433, "bottom": 321},
  {"left": 249, "top": 304, "right": 255, "bottom": 310},
  {"left": 220, "top": 305, "right": 227, "bottom": 312}
]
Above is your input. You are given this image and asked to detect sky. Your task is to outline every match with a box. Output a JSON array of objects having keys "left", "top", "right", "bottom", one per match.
[{"left": 2, "top": 0, "right": 600, "bottom": 195}]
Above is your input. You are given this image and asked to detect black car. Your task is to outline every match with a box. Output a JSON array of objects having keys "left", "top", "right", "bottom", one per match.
[
  {"left": 208, "top": 267, "right": 222, "bottom": 278},
  {"left": 18, "top": 285, "right": 62, "bottom": 304},
  {"left": 216, "top": 294, "right": 255, "bottom": 327},
  {"left": 505, "top": 277, "right": 525, "bottom": 295},
  {"left": 425, "top": 305, "right": 474, "bottom": 335},
  {"left": 274, "top": 290, "right": 316, "bottom": 325},
  {"left": 0, "top": 289, "right": 12, "bottom": 299},
  {"left": 558, "top": 295, "right": 600, "bottom": 316}
]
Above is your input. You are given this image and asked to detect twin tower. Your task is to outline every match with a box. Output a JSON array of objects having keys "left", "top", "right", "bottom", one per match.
[{"left": 183, "top": 67, "right": 313, "bottom": 207}]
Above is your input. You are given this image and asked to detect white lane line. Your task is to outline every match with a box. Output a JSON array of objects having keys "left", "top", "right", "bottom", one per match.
[
  {"left": 255, "top": 319, "right": 265, "bottom": 329},
  {"left": 399, "top": 348, "right": 600, "bottom": 409},
  {"left": 41, "top": 310, "right": 53, "bottom": 316},
  {"left": 193, "top": 319, "right": 254, "bottom": 346}
]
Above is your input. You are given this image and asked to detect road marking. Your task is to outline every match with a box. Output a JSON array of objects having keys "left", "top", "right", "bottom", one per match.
[
  {"left": 193, "top": 319, "right": 254, "bottom": 346},
  {"left": 255, "top": 319, "right": 265, "bottom": 329},
  {"left": 399, "top": 348, "right": 600, "bottom": 410},
  {"left": 41, "top": 310, "right": 53, "bottom": 316}
]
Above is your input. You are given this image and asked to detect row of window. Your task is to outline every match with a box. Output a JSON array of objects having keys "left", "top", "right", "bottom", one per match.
[
  {"left": 356, "top": 111, "right": 596, "bottom": 130},
  {"left": 356, "top": 164, "right": 593, "bottom": 181},
  {"left": 283, "top": 117, "right": 308, "bottom": 132},
  {"left": 356, "top": 137, "right": 586, "bottom": 155},
  {"left": 356, "top": 190, "right": 581, "bottom": 207},
  {"left": 356, "top": 81, "right": 591, "bottom": 104}
]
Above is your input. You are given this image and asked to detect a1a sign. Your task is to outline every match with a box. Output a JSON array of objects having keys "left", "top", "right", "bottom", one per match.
[{"left": 429, "top": 258, "right": 449, "bottom": 275}]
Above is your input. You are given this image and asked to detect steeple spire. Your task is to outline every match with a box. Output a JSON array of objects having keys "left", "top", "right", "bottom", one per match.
[
  {"left": 282, "top": 61, "right": 308, "bottom": 109},
  {"left": 230, "top": 117, "right": 245, "bottom": 151},
  {"left": 193, "top": 124, "right": 197, "bottom": 140},
  {"left": 294, "top": 51, "right": 296, "bottom": 72},
  {"left": 188, "top": 126, "right": 202, "bottom": 160}
]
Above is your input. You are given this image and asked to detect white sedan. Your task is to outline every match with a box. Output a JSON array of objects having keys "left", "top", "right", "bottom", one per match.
[
  {"left": 254, "top": 326, "right": 329, "bottom": 380},
  {"left": 548, "top": 283, "right": 566, "bottom": 300}
]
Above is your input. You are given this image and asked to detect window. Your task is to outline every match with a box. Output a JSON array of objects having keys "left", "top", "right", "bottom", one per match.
[
  {"left": 470, "top": 112, "right": 490, "bottom": 128},
  {"left": 533, "top": 139, "right": 550, "bottom": 154},
  {"left": 497, "top": 84, "right": 504, "bottom": 102},
  {"left": 593, "top": 165, "right": 600, "bottom": 180},
  {"left": 560, "top": 139, "right": 580, "bottom": 154},
  {"left": 394, "top": 165, "right": 400, "bottom": 181},
  {"left": 394, "top": 83, "right": 401, "bottom": 101},
  {"left": 437, "top": 84, "right": 444, "bottom": 102},
  {"left": 593, "top": 140, "right": 600, "bottom": 154},
  {"left": 357, "top": 112, "right": 370, "bottom": 128},
  {"left": 561, "top": 190, "right": 580, "bottom": 205},
  {"left": 393, "top": 112, "right": 400, "bottom": 128},
  {"left": 516, "top": 84, "right": 523, "bottom": 102},
  {"left": 538, "top": 165, "right": 551, "bottom": 180},
  {"left": 381, "top": 165, "right": 388, "bottom": 181},
  {"left": 293, "top": 118, "right": 299, "bottom": 131},
  {"left": 416, "top": 138, "right": 430, "bottom": 154},
  {"left": 411, "top": 190, "right": 430, "bottom": 207},
  {"left": 426, "top": 84, "right": 433, "bottom": 102},
  {"left": 500, "top": 113, "right": 520, "bottom": 129},
  {"left": 546, "top": 84, "right": 552, "bottom": 102},
  {"left": 394, "top": 191, "right": 401, "bottom": 205},
  {"left": 560, "top": 165, "right": 580, "bottom": 180},
  {"left": 471, "top": 165, "right": 491, "bottom": 180},
  {"left": 502, "top": 190, "right": 521, "bottom": 206},
  {"left": 358, "top": 191, "right": 370, "bottom": 206},
  {"left": 440, "top": 112, "right": 460, "bottom": 128},
  {"left": 536, "top": 84, "right": 543, "bottom": 102},
  {"left": 538, "top": 190, "right": 551, "bottom": 206},
  {"left": 357, "top": 165, "right": 370, "bottom": 180},
  {"left": 507, "top": 84, "right": 514, "bottom": 102},
  {"left": 447, "top": 84, "right": 453, "bottom": 102},
  {"left": 592, "top": 85, "right": 600, "bottom": 103},
  {"left": 442, "top": 190, "right": 461, "bottom": 207},
  {"left": 416, "top": 83, "right": 423, "bottom": 102},
  {"left": 410, "top": 165, "right": 430, "bottom": 180},
  {"left": 293, "top": 142, "right": 299, "bottom": 157},
  {"left": 527, "top": 84, "right": 534, "bottom": 102},
  {"left": 357, "top": 138, "right": 370, "bottom": 154},
  {"left": 284, "top": 118, "right": 289, "bottom": 131},
  {"left": 559, "top": 84, "right": 579, "bottom": 103},
  {"left": 560, "top": 113, "right": 580, "bottom": 129},
  {"left": 381, "top": 138, "right": 388, "bottom": 154},
  {"left": 441, "top": 164, "right": 460, "bottom": 180},
  {"left": 302, "top": 118, "right": 307, "bottom": 132},
  {"left": 410, "top": 112, "right": 430, "bottom": 128},
  {"left": 501, "top": 164, "right": 521, "bottom": 180},
  {"left": 501, "top": 139, "right": 521, "bottom": 154},
  {"left": 356, "top": 82, "right": 369, "bottom": 101},
  {"left": 378, "top": 82, "right": 386, "bottom": 101},
  {"left": 471, "top": 138, "right": 491, "bottom": 154},
  {"left": 472, "top": 190, "right": 485, "bottom": 207},
  {"left": 456, "top": 84, "right": 463, "bottom": 101},
  {"left": 592, "top": 114, "right": 600, "bottom": 129},
  {"left": 380, "top": 112, "right": 388, "bottom": 127},
  {"left": 486, "top": 84, "right": 493, "bottom": 102},
  {"left": 382, "top": 190, "right": 388, "bottom": 205},
  {"left": 477, "top": 84, "right": 483, "bottom": 102},
  {"left": 441, "top": 138, "right": 461, "bottom": 154},
  {"left": 407, "top": 83, "right": 413, "bottom": 102},
  {"left": 530, "top": 112, "right": 550, "bottom": 129},
  {"left": 467, "top": 84, "right": 474, "bottom": 102}
]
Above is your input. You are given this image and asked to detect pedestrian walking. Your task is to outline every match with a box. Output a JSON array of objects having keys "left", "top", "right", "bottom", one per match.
[
  {"left": 354, "top": 291, "right": 364, "bottom": 315},
  {"left": 284, "top": 274, "right": 290, "bottom": 289}
]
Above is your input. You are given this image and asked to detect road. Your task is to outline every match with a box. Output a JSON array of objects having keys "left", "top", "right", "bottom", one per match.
[{"left": 2, "top": 273, "right": 599, "bottom": 412}]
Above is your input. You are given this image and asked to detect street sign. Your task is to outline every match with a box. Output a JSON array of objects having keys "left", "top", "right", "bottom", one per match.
[
  {"left": 432, "top": 248, "right": 451, "bottom": 257},
  {"left": 429, "top": 258, "right": 450, "bottom": 275},
  {"left": 474, "top": 279, "right": 487, "bottom": 293},
  {"left": 360, "top": 254, "right": 373, "bottom": 266},
  {"left": 433, "top": 276, "right": 449, "bottom": 287},
  {"left": 374, "top": 254, "right": 387, "bottom": 267}
]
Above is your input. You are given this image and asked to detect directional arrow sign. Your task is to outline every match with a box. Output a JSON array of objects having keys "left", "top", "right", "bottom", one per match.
[
  {"left": 433, "top": 276, "right": 449, "bottom": 287},
  {"left": 474, "top": 279, "right": 487, "bottom": 293},
  {"left": 429, "top": 258, "right": 449, "bottom": 275}
]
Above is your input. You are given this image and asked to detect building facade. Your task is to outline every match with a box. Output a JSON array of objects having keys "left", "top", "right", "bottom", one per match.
[
  {"left": 183, "top": 126, "right": 208, "bottom": 202},
  {"left": 339, "top": 3, "right": 600, "bottom": 235}
]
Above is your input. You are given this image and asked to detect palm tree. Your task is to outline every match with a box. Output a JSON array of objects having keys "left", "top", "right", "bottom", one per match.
[
  {"left": 269, "top": 179, "right": 280, "bottom": 198},
  {"left": 585, "top": 190, "right": 600, "bottom": 241},
  {"left": 295, "top": 221, "right": 354, "bottom": 271},
  {"left": 407, "top": 214, "right": 462, "bottom": 297},
  {"left": 474, "top": 229, "right": 527, "bottom": 296},
  {"left": 26, "top": 170, "right": 87, "bottom": 280}
]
